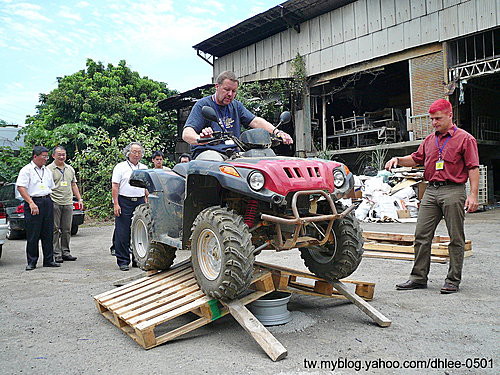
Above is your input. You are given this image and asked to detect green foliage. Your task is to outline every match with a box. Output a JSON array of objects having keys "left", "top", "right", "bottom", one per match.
[
  {"left": 202, "top": 79, "right": 292, "bottom": 123},
  {"left": 290, "top": 53, "right": 307, "bottom": 95},
  {"left": 1, "top": 59, "right": 177, "bottom": 218},
  {"left": 73, "top": 125, "right": 162, "bottom": 219},
  {"left": 0, "top": 119, "right": 8, "bottom": 127}
]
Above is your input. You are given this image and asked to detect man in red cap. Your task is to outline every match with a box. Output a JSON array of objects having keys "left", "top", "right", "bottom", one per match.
[{"left": 385, "top": 99, "right": 479, "bottom": 294}]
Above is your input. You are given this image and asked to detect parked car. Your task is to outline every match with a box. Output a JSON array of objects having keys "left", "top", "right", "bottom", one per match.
[
  {"left": 0, "top": 202, "right": 7, "bottom": 258},
  {"left": 0, "top": 183, "right": 85, "bottom": 239}
]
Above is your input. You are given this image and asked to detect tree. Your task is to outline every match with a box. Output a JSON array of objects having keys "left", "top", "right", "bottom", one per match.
[
  {"left": 2, "top": 59, "right": 177, "bottom": 218},
  {"left": 0, "top": 119, "right": 8, "bottom": 127}
]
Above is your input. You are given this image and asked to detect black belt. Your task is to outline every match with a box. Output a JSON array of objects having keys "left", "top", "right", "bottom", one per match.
[
  {"left": 32, "top": 195, "right": 51, "bottom": 199},
  {"left": 428, "top": 181, "right": 462, "bottom": 188},
  {"left": 119, "top": 195, "right": 144, "bottom": 202}
]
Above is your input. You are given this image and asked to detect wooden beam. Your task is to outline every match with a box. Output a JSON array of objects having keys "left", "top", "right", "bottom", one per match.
[
  {"left": 331, "top": 281, "right": 391, "bottom": 328},
  {"left": 225, "top": 300, "right": 288, "bottom": 361}
]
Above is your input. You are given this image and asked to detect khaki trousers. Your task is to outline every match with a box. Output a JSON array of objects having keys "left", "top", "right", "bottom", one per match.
[
  {"left": 53, "top": 203, "right": 73, "bottom": 258},
  {"left": 411, "top": 184, "right": 466, "bottom": 286}
]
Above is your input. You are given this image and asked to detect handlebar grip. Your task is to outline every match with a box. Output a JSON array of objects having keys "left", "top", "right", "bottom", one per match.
[{"left": 196, "top": 137, "right": 218, "bottom": 144}]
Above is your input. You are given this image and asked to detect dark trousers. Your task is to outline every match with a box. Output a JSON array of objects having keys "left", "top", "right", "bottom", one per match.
[
  {"left": 24, "top": 196, "right": 55, "bottom": 266},
  {"left": 113, "top": 195, "right": 144, "bottom": 267},
  {"left": 411, "top": 184, "right": 466, "bottom": 286}
]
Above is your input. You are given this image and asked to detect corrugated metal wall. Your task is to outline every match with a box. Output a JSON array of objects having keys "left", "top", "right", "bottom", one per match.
[{"left": 213, "top": 0, "right": 499, "bottom": 82}]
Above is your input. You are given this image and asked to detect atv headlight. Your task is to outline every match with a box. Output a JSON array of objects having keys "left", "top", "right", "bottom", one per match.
[
  {"left": 248, "top": 171, "right": 265, "bottom": 191},
  {"left": 333, "top": 169, "right": 345, "bottom": 188}
]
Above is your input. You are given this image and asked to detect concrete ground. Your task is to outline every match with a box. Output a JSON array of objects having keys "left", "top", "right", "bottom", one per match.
[{"left": 0, "top": 209, "right": 498, "bottom": 375}]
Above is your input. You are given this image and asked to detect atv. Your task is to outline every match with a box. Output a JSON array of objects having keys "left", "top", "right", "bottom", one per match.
[{"left": 129, "top": 106, "right": 363, "bottom": 300}]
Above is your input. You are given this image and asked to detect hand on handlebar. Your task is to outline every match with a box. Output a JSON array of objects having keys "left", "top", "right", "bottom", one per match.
[{"left": 274, "top": 130, "right": 293, "bottom": 145}]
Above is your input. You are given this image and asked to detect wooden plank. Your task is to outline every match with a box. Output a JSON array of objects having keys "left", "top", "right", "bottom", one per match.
[
  {"left": 363, "top": 242, "right": 415, "bottom": 253},
  {"left": 363, "top": 231, "right": 415, "bottom": 242},
  {"left": 225, "top": 300, "right": 288, "bottom": 362},
  {"left": 363, "top": 250, "right": 448, "bottom": 263},
  {"left": 129, "top": 290, "right": 207, "bottom": 326},
  {"left": 136, "top": 295, "right": 212, "bottom": 330},
  {"left": 331, "top": 281, "right": 391, "bottom": 327},
  {"left": 109, "top": 272, "right": 196, "bottom": 311}
]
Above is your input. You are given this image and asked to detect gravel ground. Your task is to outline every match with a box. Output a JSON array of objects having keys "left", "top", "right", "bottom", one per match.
[{"left": 0, "top": 209, "right": 498, "bottom": 375}]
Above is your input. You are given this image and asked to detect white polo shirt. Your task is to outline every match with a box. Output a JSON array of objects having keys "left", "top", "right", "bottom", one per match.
[
  {"left": 16, "top": 161, "right": 55, "bottom": 197},
  {"left": 112, "top": 160, "right": 148, "bottom": 197}
]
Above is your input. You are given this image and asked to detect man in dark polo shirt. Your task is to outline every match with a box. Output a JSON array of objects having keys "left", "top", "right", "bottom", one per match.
[
  {"left": 385, "top": 99, "right": 479, "bottom": 294},
  {"left": 182, "top": 71, "right": 293, "bottom": 161}
]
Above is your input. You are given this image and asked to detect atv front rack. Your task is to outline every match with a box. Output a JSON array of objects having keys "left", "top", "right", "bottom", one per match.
[{"left": 260, "top": 190, "right": 356, "bottom": 250}]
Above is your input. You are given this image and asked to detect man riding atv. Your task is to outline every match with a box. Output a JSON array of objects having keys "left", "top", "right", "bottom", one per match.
[
  {"left": 129, "top": 72, "right": 363, "bottom": 301},
  {"left": 182, "top": 71, "right": 293, "bottom": 161}
]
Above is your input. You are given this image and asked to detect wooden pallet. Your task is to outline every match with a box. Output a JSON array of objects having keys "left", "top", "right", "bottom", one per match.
[
  {"left": 94, "top": 260, "right": 276, "bottom": 350},
  {"left": 95, "top": 261, "right": 390, "bottom": 361},
  {"left": 362, "top": 231, "right": 473, "bottom": 263}
]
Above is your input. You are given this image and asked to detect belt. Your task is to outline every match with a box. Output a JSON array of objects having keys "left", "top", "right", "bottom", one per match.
[
  {"left": 119, "top": 195, "right": 144, "bottom": 202},
  {"left": 428, "top": 181, "right": 462, "bottom": 188},
  {"left": 32, "top": 195, "right": 51, "bottom": 199}
]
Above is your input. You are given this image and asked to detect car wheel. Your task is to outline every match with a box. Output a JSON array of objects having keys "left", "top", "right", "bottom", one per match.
[{"left": 71, "top": 224, "right": 78, "bottom": 236}]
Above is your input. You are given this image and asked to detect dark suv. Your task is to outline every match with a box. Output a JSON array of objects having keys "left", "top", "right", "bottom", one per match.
[{"left": 0, "top": 183, "right": 85, "bottom": 239}]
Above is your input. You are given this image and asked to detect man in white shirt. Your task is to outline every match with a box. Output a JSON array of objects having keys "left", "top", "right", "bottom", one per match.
[
  {"left": 111, "top": 142, "right": 148, "bottom": 271},
  {"left": 16, "top": 146, "right": 60, "bottom": 270}
]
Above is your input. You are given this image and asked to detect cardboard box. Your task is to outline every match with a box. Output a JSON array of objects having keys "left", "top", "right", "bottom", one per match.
[
  {"left": 346, "top": 189, "right": 362, "bottom": 199},
  {"left": 397, "top": 209, "right": 411, "bottom": 219}
]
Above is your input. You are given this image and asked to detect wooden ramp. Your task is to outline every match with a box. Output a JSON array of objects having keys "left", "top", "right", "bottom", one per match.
[
  {"left": 94, "top": 260, "right": 390, "bottom": 361},
  {"left": 362, "top": 231, "right": 473, "bottom": 263}
]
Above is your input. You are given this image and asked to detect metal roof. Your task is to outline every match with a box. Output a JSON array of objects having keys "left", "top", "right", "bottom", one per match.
[
  {"left": 193, "top": 0, "right": 354, "bottom": 58},
  {"left": 157, "top": 84, "right": 212, "bottom": 111}
]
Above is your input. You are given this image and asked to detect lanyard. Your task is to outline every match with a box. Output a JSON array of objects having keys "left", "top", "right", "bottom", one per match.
[
  {"left": 34, "top": 167, "right": 44, "bottom": 183},
  {"left": 127, "top": 161, "right": 139, "bottom": 170},
  {"left": 56, "top": 167, "right": 65, "bottom": 179},
  {"left": 435, "top": 126, "right": 456, "bottom": 159},
  {"left": 212, "top": 95, "right": 230, "bottom": 131}
]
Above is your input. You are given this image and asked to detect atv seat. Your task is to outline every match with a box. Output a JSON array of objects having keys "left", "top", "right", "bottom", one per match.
[{"left": 173, "top": 162, "right": 188, "bottom": 178}]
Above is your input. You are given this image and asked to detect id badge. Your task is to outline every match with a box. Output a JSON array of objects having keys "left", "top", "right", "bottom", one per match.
[
  {"left": 435, "top": 159, "right": 444, "bottom": 170},
  {"left": 60, "top": 181, "right": 68, "bottom": 186},
  {"left": 225, "top": 140, "right": 235, "bottom": 146}
]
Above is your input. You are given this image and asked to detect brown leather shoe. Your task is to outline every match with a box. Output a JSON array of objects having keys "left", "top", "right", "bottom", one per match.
[
  {"left": 396, "top": 280, "right": 427, "bottom": 290},
  {"left": 440, "top": 282, "right": 459, "bottom": 294}
]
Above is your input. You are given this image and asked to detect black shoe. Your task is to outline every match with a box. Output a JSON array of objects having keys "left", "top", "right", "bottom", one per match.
[
  {"left": 440, "top": 282, "right": 459, "bottom": 294},
  {"left": 396, "top": 280, "right": 427, "bottom": 290},
  {"left": 119, "top": 265, "right": 130, "bottom": 271},
  {"left": 25, "top": 264, "right": 36, "bottom": 271},
  {"left": 55, "top": 257, "right": 64, "bottom": 263},
  {"left": 110, "top": 247, "right": 115, "bottom": 256},
  {"left": 132, "top": 260, "right": 138, "bottom": 268},
  {"left": 62, "top": 255, "right": 77, "bottom": 261},
  {"left": 43, "top": 262, "right": 61, "bottom": 268}
]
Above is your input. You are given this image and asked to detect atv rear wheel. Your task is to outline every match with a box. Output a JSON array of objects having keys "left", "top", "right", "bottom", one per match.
[
  {"left": 299, "top": 203, "right": 363, "bottom": 280},
  {"left": 190, "top": 206, "right": 255, "bottom": 300},
  {"left": 131, "top": 203, "right": 176, "bottom": 271}
]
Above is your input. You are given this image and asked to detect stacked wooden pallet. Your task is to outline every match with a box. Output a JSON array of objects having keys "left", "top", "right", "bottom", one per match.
[{"left": 362, "top": 231, "right": 473, "bottom": 263}]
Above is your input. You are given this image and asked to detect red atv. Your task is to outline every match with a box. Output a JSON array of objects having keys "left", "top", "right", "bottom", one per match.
[{"left": 129, "top": 107, "right": 363, "bottom": 300}]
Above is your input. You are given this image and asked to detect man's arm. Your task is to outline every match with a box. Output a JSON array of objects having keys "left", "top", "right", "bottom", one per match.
[
  {"left": 182, "top": 127, "right": 213, "bottom": 145},
  {"left": 248, "top": 117, "right": 293, "bottom": 144},
  {"left": 465, "top": 167, "right": 479, "bottom": 212},
  {"left": 112, "top": 182, "right": 121, "bottom": 216},
  {"left": 71, "top": 182, "right": 83, "bottom": 207},
  {"left": 385, "top": 155, "right": 417, "bottom": 170},
  {"left": 17, "top": 186, "right": 38, "bottom": 215}
]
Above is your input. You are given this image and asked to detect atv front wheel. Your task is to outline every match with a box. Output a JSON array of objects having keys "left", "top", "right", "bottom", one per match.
[
  {"left": 299, "top": 203, "right": 363, "bottom": 280},
  {"left": 131, "top": 203, "right": 176, "bottom": 271},
  {"left": 190, "top": 206, "right": 255, "bottom": 300}
]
